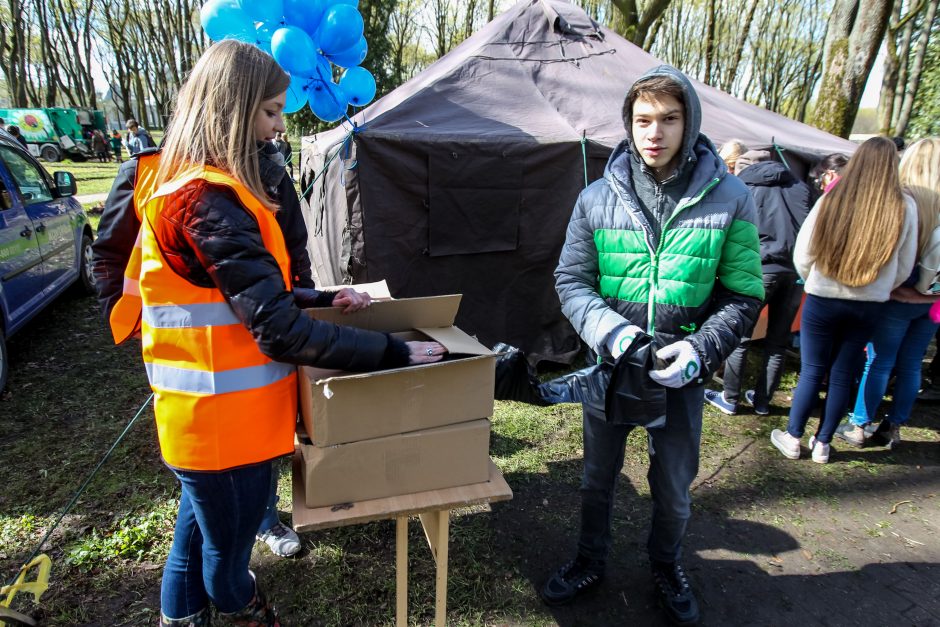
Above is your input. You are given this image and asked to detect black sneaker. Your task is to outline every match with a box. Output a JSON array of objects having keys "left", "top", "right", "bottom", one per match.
[
  {"left": 539, "top": 554, "right": 605, "bottom": 606},
  {"left": 652, "top": 560, "right": 699, "bottom": 626}
]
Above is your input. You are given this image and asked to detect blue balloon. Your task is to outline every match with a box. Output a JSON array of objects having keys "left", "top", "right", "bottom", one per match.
[
  {"left": 200, "top": 0, "right": 255, "bottom": 42},
  {"left": 271, "top": 26, "right": 319, "bottom": 78},
  {"left": 317, "top": 4, "right": 363, "bottom": 55},
  {"left": 327, "top": 36, "right": 367, "bottom": 68},
  {"left": 339, "top": 66, "right": 376, "bottom": 107},
  {"left": 242, "top": 0, "right": 284, "bottom": 24},
  {"left": 335, "top": 0, "right": 359, "bottom": 6},
  {"left": 254, "top": 22, "right": 278, "bottom": 54},
  {"left": 309, "top": 82, "right": 348, "bottom": 122},
  {"left": 283, "top": 0, "right": 328, "bottom": 36},
  {"left": 284, "top": 75, "right": 310, "bottom": 114}
]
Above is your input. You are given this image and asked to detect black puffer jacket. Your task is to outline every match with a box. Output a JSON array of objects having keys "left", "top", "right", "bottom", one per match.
[
  {"left": 92, "top": 147, "right": 321, "bottom": 319},
  {"left": 92, "top": 149, "right": 409, "bottom": 370},
  {"left": 736, "top": 161, "right": 812, "bottom": 274}
]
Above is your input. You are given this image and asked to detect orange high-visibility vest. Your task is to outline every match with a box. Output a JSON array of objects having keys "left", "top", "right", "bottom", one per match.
[
  {"left": 108, "top": 153, "right": 161, "bottom": 344},
  {"left": 139, "top": 165, "right": 297, "bottom": 471}
]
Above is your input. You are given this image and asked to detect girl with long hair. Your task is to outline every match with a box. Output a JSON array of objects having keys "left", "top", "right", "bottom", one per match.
[
  {"left": 837, "top": 138, "right": 940, "bottom": 449},
  {"left": 770, "top": 136, "right": 918, "bottom": 463},
  {"left": 138, "top": 41, "right": 444, "bottom": 626}
]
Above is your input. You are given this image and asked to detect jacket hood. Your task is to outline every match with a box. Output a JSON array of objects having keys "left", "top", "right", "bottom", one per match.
[
  {"left": 737, "top": 160, "right": 795, "bottom": 187},
  {"left": 621, "top": 65, "right": 705, "bottom": 178}
]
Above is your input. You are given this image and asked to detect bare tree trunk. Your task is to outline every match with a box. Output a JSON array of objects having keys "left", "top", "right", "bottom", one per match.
[
  {"left": 610, "top": 0, "right": 674, "bottom": 47},
  {"left": 720, "top": 0, "right": 760, "bottom": 93},
  {"left": 812, "top": 0, "right": 893, "bottom": 137},
  {"left": 895, "top": 0, "right": 938, "bottom": 134}
]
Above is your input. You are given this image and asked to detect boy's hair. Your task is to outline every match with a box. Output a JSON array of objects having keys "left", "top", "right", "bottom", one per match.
[
  {"left": 622, "top": 75, "right": 685, "bottom": 128},
  {"left": 156, "top": 40, "right": 290, "bottom": 211},
  {"left": 810, "top": 136, "right": 906, "bottom": 287}
]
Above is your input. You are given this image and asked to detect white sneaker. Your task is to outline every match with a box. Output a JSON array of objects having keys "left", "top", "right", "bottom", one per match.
[
  {"left": 808, "top": 436, "right": 830, "bottom": 464},
  {"left": 257, "top": 522, "right": 301, "bottom": 557},
  {"left": 770, "top": 429, "right": 801, "bottom": 459}
]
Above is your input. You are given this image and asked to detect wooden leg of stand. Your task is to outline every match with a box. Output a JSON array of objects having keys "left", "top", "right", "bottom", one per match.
[
  {"left": 434, "top": 510, "right": 449, "bottom": 626},
  {"left": 396, "top": 516, "right": 408, "bottom": 627}
]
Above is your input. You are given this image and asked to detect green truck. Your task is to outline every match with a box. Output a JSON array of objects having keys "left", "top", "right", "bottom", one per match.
[{"left": 0, "top": 107, "right": 109, "bottom": 162}]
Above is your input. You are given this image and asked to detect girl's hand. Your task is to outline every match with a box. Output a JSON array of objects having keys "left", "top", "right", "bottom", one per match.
[
  {"left": 333, "top": 288, "right": 372, "bottom": 313},
  {"left": 406, "top": 341, "right": 447, "bottom": 365}
]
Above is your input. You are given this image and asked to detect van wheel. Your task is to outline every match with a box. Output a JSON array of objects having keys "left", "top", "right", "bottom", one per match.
[
  {"left": 78, "top": 233, "right": 96, "bottom": 295},
  {"left": 0, "top": 328, "right": 8, "bottom": 394},
  {"left": 39, "top": 144, "right": 60, "bottom": 162}
]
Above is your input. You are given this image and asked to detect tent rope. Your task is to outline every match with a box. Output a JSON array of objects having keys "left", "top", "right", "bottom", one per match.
[
  {"left": 772, "top": 137, "right": 790, "bottom": 170},
  {"left": 5, "top": 393, "right": 154, "bottom": 590},
  {"left": 580, "top": 131, "right": 589, "bottom": 188}
]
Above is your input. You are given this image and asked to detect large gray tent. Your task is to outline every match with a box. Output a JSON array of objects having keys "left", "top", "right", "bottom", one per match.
[{"left": 301, "top": 0, "right": 856, "bottom": 364}]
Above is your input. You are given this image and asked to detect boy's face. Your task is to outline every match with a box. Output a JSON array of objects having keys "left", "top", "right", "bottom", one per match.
[{"left": 631, "top": 93, "right": 685, "bottom": 174}]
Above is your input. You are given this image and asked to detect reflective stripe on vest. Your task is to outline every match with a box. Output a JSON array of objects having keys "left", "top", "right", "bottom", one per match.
[
  {"left": 108, "top": 153, "right": 161, "bottom": 344},
  {"left": 140, "top": 165, "right": 296, "bottom": 471}
]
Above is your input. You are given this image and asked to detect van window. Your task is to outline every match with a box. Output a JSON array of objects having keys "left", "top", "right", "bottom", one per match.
[{"left": 0, "top": 145, "right": 53, "bottom": 205}]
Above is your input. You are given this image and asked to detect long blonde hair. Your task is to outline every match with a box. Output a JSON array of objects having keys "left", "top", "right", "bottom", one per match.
[
  {"left": 156, "top": 40, "right": 290, "bottom": 210},
  {"left": 809, "top": 136, "right": 905, "bottom": 287},
  {"left": 718, "top": 139, "right": 748, "bottom": 172},
  {"left": 899, "top": 138, "right": 940, "bottom": 256}
]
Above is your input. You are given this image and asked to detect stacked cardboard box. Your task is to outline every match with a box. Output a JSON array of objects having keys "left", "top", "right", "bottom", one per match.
[{"left": 296, "top": 294, "right": 496, "bottom": 508}]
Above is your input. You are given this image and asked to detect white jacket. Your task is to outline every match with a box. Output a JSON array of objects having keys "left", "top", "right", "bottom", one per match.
[{"left": 793, "top": 195, "right": 918, "bottom": 302}]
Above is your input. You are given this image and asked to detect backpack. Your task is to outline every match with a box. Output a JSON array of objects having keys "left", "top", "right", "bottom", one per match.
[{"left": 915, "top": 224, "right": 940, "bottom": 295}]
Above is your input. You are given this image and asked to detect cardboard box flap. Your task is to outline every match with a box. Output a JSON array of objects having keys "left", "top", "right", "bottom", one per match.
[
  {"left": 418, "top": 326, "right": 492, "bottom": 357},
  {"left": 306, "top": 294, "right": 461, "bottom": 332},
  {"left": 316, "top": 280, "right": 392, "bottom": 300}
]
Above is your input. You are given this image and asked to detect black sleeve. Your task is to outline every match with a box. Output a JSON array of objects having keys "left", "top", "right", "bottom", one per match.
[
  {"left": 176, "top": 184, "right": 392, "bottom": 371},
  {"left": 91, "top": 158, "right": 141, "bottom": 323},
  {"left": 274, "top": 177, "right": 315, "bottom": 288},
  {"left": 685, "top": 284, "right": 762, "bottom": 379}
]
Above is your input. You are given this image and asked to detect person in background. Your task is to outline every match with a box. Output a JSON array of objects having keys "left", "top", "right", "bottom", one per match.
[
  {"left": 807, "top": 152, "right": 849, "bottom": 200},
  {"left": 274, "top": 132, "right": 293, "bottom": 180},
  {"left": 94, "top": 40, "right": 445, "bottom": 626},
  {"left": 836, "top": 138, "right": 940, "bottom": 449},
  {"left": 125, "top": 118, "right": 154, "bottom": 156},
  {"left": 545, "top": 65, "right": 763, "bottom": 626},
  {"left": 0, "top": 117, "right": 6, "bottom": 131},
  {"left": 704, "top": 149, "right": 812, "bottom": 415},
  {"left": 718, "top": 139, "right": 749, "bottom": 175},
  {"left": 7, "top": 125, "right": 28, "bottom": 148},
  {"left": 770, "top": 137, "right": 917, "bottom": 464},
  {"left": 92, "top": 129, "right": 109, "bottom": 162},
  {"left": 109, "top": 130, "right": 124, "bottom": 164}
]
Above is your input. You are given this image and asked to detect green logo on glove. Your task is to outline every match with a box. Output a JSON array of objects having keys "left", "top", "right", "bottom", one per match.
[{"left": 682, "top": 360, "right": 699, "bottom": 383}]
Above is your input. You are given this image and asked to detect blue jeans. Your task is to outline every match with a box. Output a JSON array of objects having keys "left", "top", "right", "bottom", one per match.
[
  {"left": 578, "top": 384, "right": 703, "bottom": 564},
  {"left": 723, "top": 272, "right": 803, "bottom": 406},
  {"left": 856, "top": 301, "right": 938, "bottom": 426},
  {"left": 161, "top": 462, "right": 272, "bottom": 618},
  {"left": 258, "top": 461, "right": 282, "bottom": 533},
  {"left": 787, "top": 294, "right": 883, "bottom": 443}
]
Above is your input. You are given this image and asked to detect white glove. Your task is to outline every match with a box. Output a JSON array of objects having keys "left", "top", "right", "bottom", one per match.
[
  {"left": 605, "top": 324, "right": 645, "bottom": 359},
  {"left": 649, "top": 341, "right": 701, "bottom": 388}
]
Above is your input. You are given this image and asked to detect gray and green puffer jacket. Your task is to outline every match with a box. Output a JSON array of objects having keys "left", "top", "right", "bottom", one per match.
[{"left": 555, "top": 71, "right": 764, "bottom": 381}]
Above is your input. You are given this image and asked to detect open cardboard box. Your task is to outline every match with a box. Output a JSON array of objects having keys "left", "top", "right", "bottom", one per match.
[
  {"left": 299, "top": 418, "right": 491, "bottom": 508},
  {"left": 299, "top": 294, "right": 496, "bottom": 446}
]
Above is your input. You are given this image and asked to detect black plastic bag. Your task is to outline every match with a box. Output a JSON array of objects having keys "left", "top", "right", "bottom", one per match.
[
  {"left": 493, "top": 342, "right": 552, "bottom": 406},
  {"left": 605, "top": 334, "right": 667, "bottom": 428}
]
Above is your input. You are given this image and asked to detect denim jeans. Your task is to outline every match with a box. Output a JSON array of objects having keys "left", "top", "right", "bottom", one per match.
[
  {"left": 578, "top": 384, "right": 703, "bottom": 564},
  {"left": 723, "top": 272, "right": 803, "bottom": 406},
  {"left": 161, "top": 461, "right": 272, "bottom": 618},
  {"left": 855, "top": 301, "right": 938, "bottom": 426},
  {"left": 786, "top": 294, "right": 883, "bottom": 443},
  {"left": 258, "top": 461, "right": 282, "bottom": 533}
]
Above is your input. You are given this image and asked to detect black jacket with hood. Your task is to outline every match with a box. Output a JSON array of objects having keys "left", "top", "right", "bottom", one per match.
[
  {"left": 736, "top": 160, "right": 812, "bottom": 274},
  {"left": 92, "top": 144, "right": 409, "bottom": 371}
]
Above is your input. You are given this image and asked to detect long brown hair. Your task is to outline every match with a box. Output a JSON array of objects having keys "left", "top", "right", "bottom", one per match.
[
  {"left": 899, "top": 138, "right": 940, "bottom": 256},
  {"left": 156, "top": 40, "right": 290, "bottom": 210},
  {"left": 809, "top": 136, "right": 906, "bottom": 287}
]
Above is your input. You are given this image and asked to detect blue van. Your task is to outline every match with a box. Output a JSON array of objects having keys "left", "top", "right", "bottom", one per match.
[{"left": 0, "top": 128, "right": 94, "bottom": 391}]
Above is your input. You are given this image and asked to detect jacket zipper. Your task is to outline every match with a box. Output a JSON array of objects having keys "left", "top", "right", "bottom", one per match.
[{"left": 646, "top": 177, "right": 721, "bottom": 336}]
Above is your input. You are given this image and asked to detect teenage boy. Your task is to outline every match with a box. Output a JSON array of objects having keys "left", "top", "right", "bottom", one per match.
[{"left": 544, "top": 65, "right": 764, "bottom": 625}]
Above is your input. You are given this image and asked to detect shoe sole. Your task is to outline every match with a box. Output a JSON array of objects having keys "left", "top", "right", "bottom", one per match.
[
  {"left": 808, "top": 437, "right": 829, "bottom": 464},
  {"left": 834, "top": 434, "right": 866, "bottom": 448},
  {"left": 657, "top": 597, "right": 700, "bottom": 626},
  {"left": 539, "top": 580, "right": 603, "bottom": 607}
]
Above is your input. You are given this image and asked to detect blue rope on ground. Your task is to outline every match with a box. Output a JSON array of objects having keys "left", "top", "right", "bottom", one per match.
[{"left": 5, "top": 393, "right": 155, "bottom": 589}]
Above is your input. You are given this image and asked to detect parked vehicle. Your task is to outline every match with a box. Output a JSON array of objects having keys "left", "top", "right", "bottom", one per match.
[
  {"left": 0, "top": 128, "right": 94, "bottom": 391},
  {"left": 0, "top": 107, "right": 110, "bottom": 162}
]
